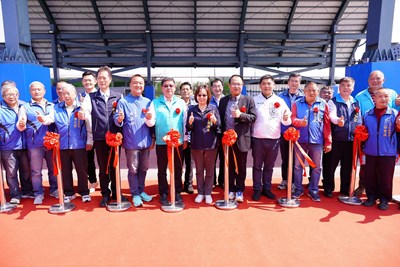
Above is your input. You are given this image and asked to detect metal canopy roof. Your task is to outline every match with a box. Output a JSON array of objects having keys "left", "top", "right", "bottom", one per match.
[{"left": 28, "top": 0, "right": 368, "bottom": 76}]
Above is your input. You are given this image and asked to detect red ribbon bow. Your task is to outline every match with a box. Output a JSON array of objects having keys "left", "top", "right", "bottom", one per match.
[
  {"left": 313, "top": 107, "right": 319, "bottom": 113},
  {"left": 163, "top": 129, "right": 182, "bottom": 175},
  {"left": 175, "top": 108, "right": 181, "bottom": 114},
  {"left": 105, "top": 131, "right": 123, "bottom": 174},
  {"left": 142, "top": 108, "right": 148, "bottom": 114},
  {"left": 112, "top": 101, "right": 117, "bottom": 109},
  {"left": 222, "top": 129, "right": 238, "bottom": 174},
  {"left": 354, "top": 107, "right": 360, "bottom": 113},
  {"left": 352, "top": 125, "right": 369, "bottom": 168},
  {"left": 74, "top": 111, "right": 79, "bottom": 118},
  {"left": 274, "top": 102, "right": 280, "bottom": 108},
  {"left": 206, "top": 113, "right": 212, "bottom": 120},
  {"left": 43, "top": 132, "right": 61, "bottom": 176},
  {"left": 240, "top": 106, "right": 246, "bottom": 113},
  {"left": 283, "top": 127, "right": 316, "bottom": 176}
]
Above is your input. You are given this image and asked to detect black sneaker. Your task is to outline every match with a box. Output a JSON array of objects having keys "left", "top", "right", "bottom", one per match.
[
  {"left": 262, "top": 190, "right": 276, "bottom": 200},
  {"left": 323, "top": 191, "right": 333, "bottom": 198},
  {"left": 362, "top": 198, "right": 375, "bottom": 207},
  {"left": 184, "top": 184, "right": 194, "bottom": 194},
  {"left": 99, "top": 195, "right": 110, "bottom": 207},
  {"left": 378, "top": 201, "right": 389, "bottom": 210},
  {"left": 308, "top": 192, "right": 321, "bottom": 202},
  {"left": 160, "top": 194, "right": 169, "bottom": 206},
  {"left": 252, "top": 190, "right": 261, "bottom": 201}
]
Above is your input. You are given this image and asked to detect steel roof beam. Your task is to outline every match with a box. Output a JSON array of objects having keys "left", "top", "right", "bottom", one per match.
[
  {"left": 90, "top": 0, "right": 112, "bottom": 61},
  {"left": 279, "top": 0, "right": 299, "bottom": 59}
]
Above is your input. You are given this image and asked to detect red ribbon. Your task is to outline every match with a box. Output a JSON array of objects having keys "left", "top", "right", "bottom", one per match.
[
  {"left": 353, "top": 125, "right": 369, "bottom": 168},
  {"left": 222, "top": 129, "right": 238, "bottom": 174},
  {"left": 283, "top": 127, "right": 316, "bottom": 177},
  {"left": 163, "top": 129, "right": 182, "bottom": 175},
  {"left": 43, "top": 132, "right": 61, "bottom": 176},
  {"left": 105, "top": 131, "right": 123, "bottom": 174}
]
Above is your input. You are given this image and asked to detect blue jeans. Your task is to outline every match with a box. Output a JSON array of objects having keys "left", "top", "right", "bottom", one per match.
[
  {"left": 293, "top": 143, "right": 323, "bottom": 194},
  {"left": 28, "top": 147, "right": 58, "bottom": 196},
  {"left": 125, "top": 148, "right": 150, "bottom": 196},
  {"left": 1, "top": 150, "right": 32, "bottom": 198},
  {"left": 251, "top": 138, "right": 280, "bottom": 192}
]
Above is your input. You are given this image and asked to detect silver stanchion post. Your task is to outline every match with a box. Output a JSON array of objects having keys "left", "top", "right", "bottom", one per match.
[
  {"left": 0, "top": 163, "right": 17, "bottom": 213},
  {"left": 107, "top": 146, "right": 131, "bottom": 212},
  {"left": 49, "top": 148, "right": 75, "bottom": 214},
  {"left": 339, "top": 140, "right": 362, "bottom": 205},
  {"left": 277, "top": 139, "right": 300, "bottom": 208},
  {"left": 161, "top": 146, "right": 184, "bottom": 212},
  {"left": 215, "top": 144, "right": 238, "bottom": 210}
]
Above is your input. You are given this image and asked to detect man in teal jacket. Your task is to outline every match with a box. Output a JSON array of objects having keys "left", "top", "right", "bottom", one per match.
[{"left": 147, "top": 77, "right": 188, "bottom": 206}]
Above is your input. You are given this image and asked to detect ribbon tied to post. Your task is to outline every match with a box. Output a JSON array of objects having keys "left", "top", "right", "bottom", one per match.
[
  {"left": 105, "top": 131, "right": 123, "bottom": 174},
  {"left": 163, "top": 129, "right": 182, "bottom": 174},
  {"left": 353, "top": 125, "right": 369, "bottom": 168},
  {"left": 283, "top": 127, "right": 316, "bottom": 177},
  {"left": 43, "top": 132, "right": 61, "bottom": 175},
  {"left": 222, "top": 129, "right": 238, "bottom": 174}
]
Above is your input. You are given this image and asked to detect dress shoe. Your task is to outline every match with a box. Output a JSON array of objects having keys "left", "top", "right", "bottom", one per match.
[
  {"left": 184, "top": 184, "right": 194, "bottom": 194},
  {"left": 262, "top": 189, "right": 276, "bottom": 200},
  {"left": 252, "top": 190, "right": 261, "bottom": 201},
  {"left": 160, "top": 194, "right": 169, "bottom": 206},
  {"left": 362, "top": 198, "right": 375, "bottom": 207},
  {"left": 99, "top": 196, "right": 110, "bottom": 207},
  {"left": 378, "top": 201, "right": 389, "bottom": 210},
  {"left": 323, "top": 191, "right": 333, "bottom": 198},
  {"left": 354, "top": 186, "right": 365, "bottom": 196},
  {"left": 175, "top": 193, "right": 184, "bottom": 205}
]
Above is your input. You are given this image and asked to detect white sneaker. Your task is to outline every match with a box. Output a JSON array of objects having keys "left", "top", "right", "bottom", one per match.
[
  {"left": 50, "top": 190, "right": 59, "bottom": 199},
  {"left": 89, "top": 182, "right": 98, "bottom": 194},
  {"left": 64, "top": 195, "right": 76, "bottom": 203},
  {"left": 228, "top": 192, "right": 235, "bottom": 200},
  {"left": 82, "top": 195, "right": 91, "bottom": 203},
  {"left": 10, "top": 198, "right": 21, "bottom": 205},
  {"left": 235, "top": 191, "right": 244, "bottom": 202},
  {"left": 205, "top": 195, "right": 213, "bottom": 204},
  {"left": 195, "top": 195, "right": 204, "bottom": 203},
  {"left": 34, "top": 194, "right": 44, "bottom": 205}
]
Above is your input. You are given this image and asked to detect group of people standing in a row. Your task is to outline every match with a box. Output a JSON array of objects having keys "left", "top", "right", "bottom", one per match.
[{"left": 1, "top": 68, "right": 399, "bottom": 210}]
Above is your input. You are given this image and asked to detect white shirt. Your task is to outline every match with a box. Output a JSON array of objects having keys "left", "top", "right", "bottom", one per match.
[{"left": 252, "top": 93, "right": 292, "bottom": 139}]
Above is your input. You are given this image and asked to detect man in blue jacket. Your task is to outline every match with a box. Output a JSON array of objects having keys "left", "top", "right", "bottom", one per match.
[
  {"left": 0, "top": 83, "right": 33, "bottom": 204},
  {"left": 362, "top": 88, "right": 400, "bottom": 210},
  {"left": 53, "top": 84, "right": 91, "bottom": 203},
  {"left": 17, "top": 81, "right": 58, "bottom": 205},
  {"left": 114, "top": 74, "right": 154, "bottom": 207},
  {"left": 83, "top": 66, "right": 126, "bottom": 207}
]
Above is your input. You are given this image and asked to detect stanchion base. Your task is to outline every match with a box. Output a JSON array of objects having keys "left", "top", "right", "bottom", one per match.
[
  {"left": 0, "top": 202, "right": 17, "bottom": 213},
  {"left": 48, "top": 203, "right": 75, "bottom": 214},
  {"left": 277, "top": 197, "right": 300, "bottom": 208},
  {"left": 106, "top": 201, "right": 132, "bottom": 212},
  {"left": 215, "top": 199, "right": 238, "bottom": 210},
  {"left": 161, "top": 202, "right": 185, "bottom": 212},
  {"left": 338, "top": 195, "right": 362, "bottom": 205},
  {"left": 392, "top": 195, "right": 400, "bottom": 204}
]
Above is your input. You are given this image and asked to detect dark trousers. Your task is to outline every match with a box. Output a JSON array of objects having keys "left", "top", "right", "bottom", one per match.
[
  {"left": 156, "top": 145, "right": 183, "bottom": 195},
  {"left": 228, "top": 143, "right": 248, "bottom": 192},
  {"left": 93, "top": 140, "right": 116, "bottom": 197},
  {"left": 323, "top": 140, "right": 352, "bottom": 195},
  {"left": 87, "top": 147, "right": 97, "bottom": 184},
  {"left": 182, "top": 145, "right": 193, "bottom": 186},
  {"left": 279, "top": 135, "right": 294, "bottom": 181},
  {"left": 252, "top": 137, "right": 280, "bottom": 191},
  {"left": 365, "top": 155, "right": 396, "bottom": 203},
  {"left": 213, "top": 141, "right": 225, "bottom": 186},
  {"left": 60, "top": 148, "right": 89, "bottom": 196}
]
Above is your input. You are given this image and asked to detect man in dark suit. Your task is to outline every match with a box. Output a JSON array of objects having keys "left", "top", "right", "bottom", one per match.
[{"left": 218, "top": 74, "right": 256, "bottom": 202}]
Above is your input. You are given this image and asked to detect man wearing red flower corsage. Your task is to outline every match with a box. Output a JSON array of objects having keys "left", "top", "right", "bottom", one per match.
[
  {"left": 251, "top": 75, "right": 291, "bottom": 201},
  {"left": 291, "top": 82, "right": 332, "bottom": 202},
  {"left": 323, "top": 77, "right": 361, "bottom": 198},
  {"left": 147, "top": 77, "right": 187, "bottom": 206},
  {"left": 218, "top": 74, "right": 256, "bottom": 203},
  {"left": 82, "top": 66, "right": 126, "bottom": 207}
]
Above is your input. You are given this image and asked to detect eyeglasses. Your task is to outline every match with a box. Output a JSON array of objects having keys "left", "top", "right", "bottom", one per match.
[
  {"left": 197, "top": 94, "right": 207, "bottom": 97},
  {"left": 3, "top": 93, "right": 18, "bottom": 98}
]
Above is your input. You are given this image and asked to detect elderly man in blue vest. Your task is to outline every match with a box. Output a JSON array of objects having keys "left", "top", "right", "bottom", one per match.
[{"left": 147, "top": 77, "right": 187, "bottom": 206}]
